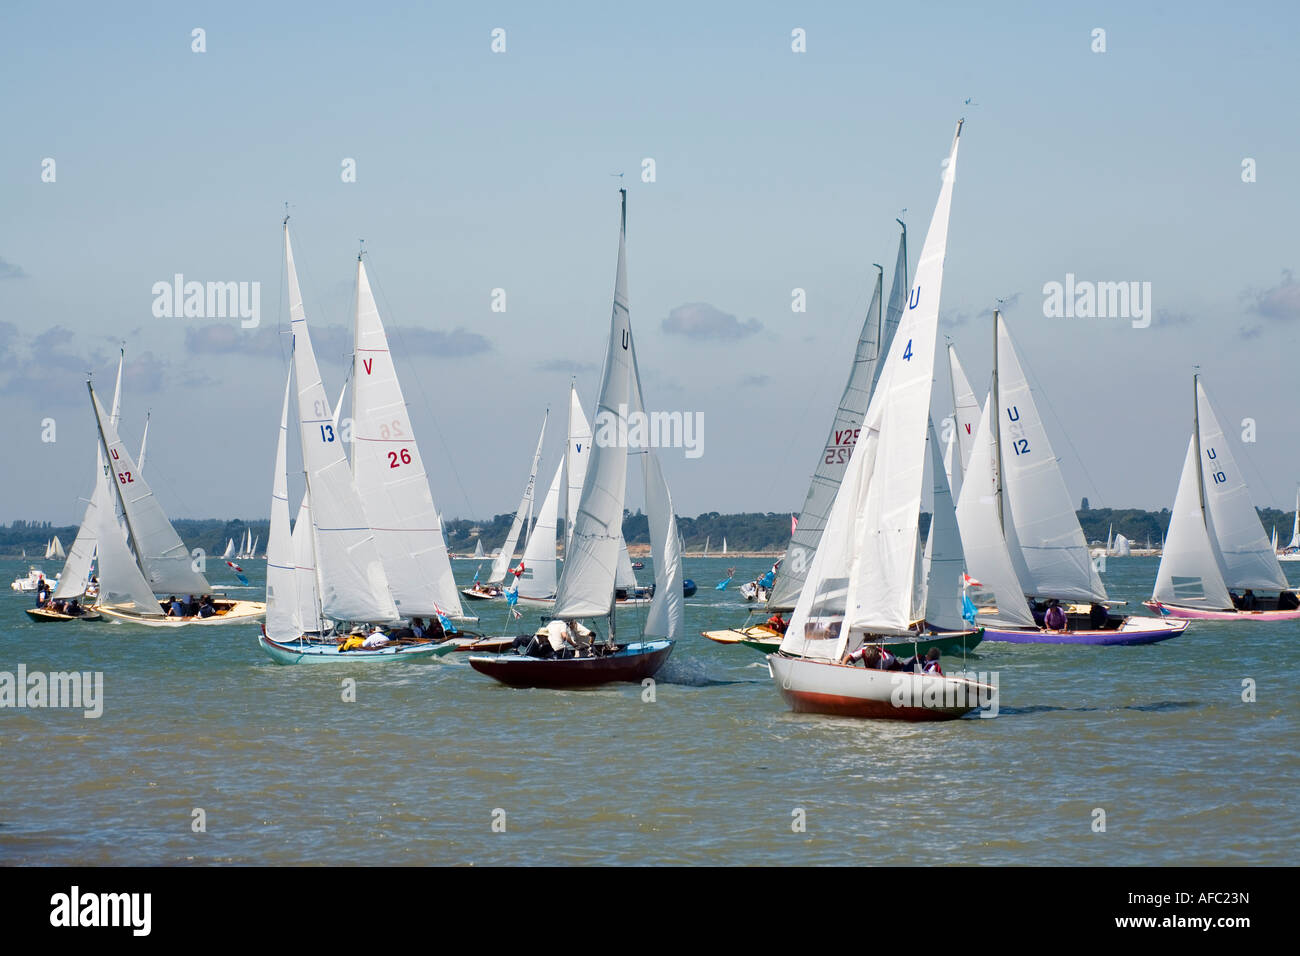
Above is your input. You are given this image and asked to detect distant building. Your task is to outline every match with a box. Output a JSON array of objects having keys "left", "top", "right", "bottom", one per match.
[{"left": 1081, "top": 497, "right": 1090, "bottom": 511}]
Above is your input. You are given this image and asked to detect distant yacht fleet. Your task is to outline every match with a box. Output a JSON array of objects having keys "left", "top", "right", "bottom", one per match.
[{"left": 18, "top": 119, "right": 1300, "bottom": 718}]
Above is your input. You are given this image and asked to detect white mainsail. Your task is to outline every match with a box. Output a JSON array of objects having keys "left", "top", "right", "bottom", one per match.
[
  {"left": 490, "top": 412, "right": 547, "bottom": 584},
  {"left": 564, "top": 385, "right": 592, "bottom": 551},
  {"left": 517, "top": 461, "right": 564, "bottom": 600},
  {"left": 286, "top": 224, "right": 398, "bottom": 623},
  {"left": 90, "top": 463, "right": 161, "bottom": 614},
  {"left": 89, "top": 384, "right": 210, "bottom": 596},
  {"left": 551, "top": 191, "right": 633, "bottom": 621},
  {"left": 473, "top": 539, "right": 484, "bottom": 559},
  {"left": 642, "top": 451, "right": 684, "bottom": 641},
  {"left": 350, "top": 256, "right": 462, "bottom": 617},
  {"left": 781, "top": 122, "right": 963, "bottom": 660},
  {"left": 138, "top": 414, "right": 150, "bottom": 476},
  {"left": 946, "top": 344, "right": 980, "bottom": 494},
  {"left": 222, "top": 538, "right": 235, "bottom": 559},
  {"left": 1288, "top": 487, "right": 1300, "bottom": 550},
  {"left": 767, "top": 224, "right": 908, "bottom": 611},
  {"left": 265, "top": 367, "right": 301, "bottom": 641},
  {"left": 953, "top": 402, "right": 1037, "bottom": 628},
  {"left": 1195, "top": 379, "right": 1288, "bottom": 590},
  {"left": 996, "top": 316, "right": 1105, "bottom": 603}
]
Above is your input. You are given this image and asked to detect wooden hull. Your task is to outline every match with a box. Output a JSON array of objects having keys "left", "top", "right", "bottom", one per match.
[
  {"left": 1143, "top": 601, "right": 1300, "bottom": 622},
  {"left": 97, "top": 600, "right": 267, "bottom": 627},
  {"left": 468, "top": 640, "right": 674, "bottom": 688},
  {"left": 258, "top": 634, "right": 459, "bottom": 664},
  {"left": 983, "top": 615, "right": 1187, "bottom": 645},
  {"left": 450, "top": 635, "right": 519, "bottom": 653},
  {"left": 25, "top": 607, "right": 103, "bottom": 623},
  {"left": 769, "top": 654, "right": 989, "bottom": 721}
]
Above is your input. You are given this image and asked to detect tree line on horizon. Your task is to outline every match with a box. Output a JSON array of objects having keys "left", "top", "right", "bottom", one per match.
[{"left": 5, "top": 506, "right": 1297, "bottom": 558}]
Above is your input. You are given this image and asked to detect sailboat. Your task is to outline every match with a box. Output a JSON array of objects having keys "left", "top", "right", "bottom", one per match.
[
  {"left": 464, "top": 413, "right": 547, "bottom": 601},
  {"left": 705, "top": 219, "right": 910, "bottom": 651},
  {"left": 44, "top": 537, "right": 65, "bottom": 560},
  {"left": 87, "top": 379, "right": 265, "bottom": 626},
  {"left": 473, "top": 539, "right": 484, "bottom": 559},
  {"left": 769, "top": 122, "right": 989, "bottom": 720},
  {"left": 26, "top": 350, "right": 145, "bottom": 616},
  {"left": 512, "top": 387, "right": 652, "bottom": 610},
  {"left": 1279, "top": 487, "right": 1300, "bottom": 562},
  {"left": 258, "top": 224, "right": 465, "bottom": 662},
  {"left": 1144, "top": 375, "right": 1300, "bottom": 619},
  {"left": 955, "top": 313, "right": 1186, "bottom": 644},
  {"left": 469, "top": 190, "right": 680, "bottom": 687}
]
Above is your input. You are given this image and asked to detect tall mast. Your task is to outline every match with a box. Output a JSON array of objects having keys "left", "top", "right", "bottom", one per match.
[
  {"left": 991, "top": 309, "right": 1004, "bottom": 530},
  {"left": 873, "top": 263, "right": 884, "bottom": 347},
  {"left": 1192, "top": 372, "right": 1207, "bottom": 518},
  {"left": 565, "top": 377, "right": 576, "bottom": 549}
]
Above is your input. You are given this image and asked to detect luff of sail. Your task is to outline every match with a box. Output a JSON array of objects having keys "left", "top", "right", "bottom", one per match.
[
  {"left": 286, "top": 223, "right": 398, "bottom": 623},
  {"left": 351, "top": 256, "right": 462, "bottom": 617},
  {"left": 995, "top": 315, "right": 1105, "bottom": 602},
  {"left": 490, "top": 412, "right": 546, "bottom": 584},
  {"left": 291, "top": 489, "right": 322, "bottom": 631},
  {"left": 923, "top": 417, "right": 966, "bottom": 630},
  {"left": 551, "top": 190, "right": 633, "bottom": 621},
  {"left": 265, "top": 366, "right": 300, "bottom": 641},
  {"left": 89, "top": 383, "right": 210, "bottom": 596},
  {"left": 767, "top": 222, "right": 907, "bottom": 611},
  {"left": 1152, "top": 436, "right": 1232, "bottom": 608}
]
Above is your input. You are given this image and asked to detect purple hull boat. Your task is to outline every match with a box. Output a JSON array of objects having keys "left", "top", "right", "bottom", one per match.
[
  {"left": 468, "top": 639, "right": 674, "bottom": 688},
  {"left": 982, "top": 616, "right": 1188, "bottom": 646}
]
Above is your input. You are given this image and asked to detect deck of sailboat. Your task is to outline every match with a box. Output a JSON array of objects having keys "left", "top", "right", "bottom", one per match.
[
  {"left": 97, "top": 600, "right": 267, "bottom": 627},
  {"left": 25, "top": 607, "right": 103, "bottom": 623},
  {"left": 258, "top": 634, "right": 458, "bottom": 664}
]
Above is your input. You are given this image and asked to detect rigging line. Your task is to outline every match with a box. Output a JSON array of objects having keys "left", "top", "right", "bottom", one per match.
[
  {"left": 1016, "top": 346, "right": 1105, "bottom": 509},
  {"left": 363, "top": 254, "right": 478, "bottom": 521}
]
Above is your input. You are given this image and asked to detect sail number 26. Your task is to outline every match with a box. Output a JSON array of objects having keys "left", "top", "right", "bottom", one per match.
[{"left": 389, "top": 449, "right": 412, "bottom": 469}]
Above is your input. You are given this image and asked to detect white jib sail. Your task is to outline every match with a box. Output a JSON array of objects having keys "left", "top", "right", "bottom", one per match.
[
  {"left": 265, "top": 366, "right": 301, "bottom": 641},
  {"left": 565, "top": 386, "right": 592, "bottom": 551},
  {"left": 947, "top": 344, "right": 980, "bottom": 485},
  {"left": 1288, "top": 488, "right": 1300, "bottom": 550},
  {"left": 351, "top": 257, "right": 462, "bottom": 617},
  {"left": 1152, "top": 436, "right": 1232, "bottom": 608},
  {"left": 517, "top": 461, "right": 564, "bottom": 599},
  {"left": 996, "top": 316, "right": 1105, "bottom": 602},
  {"left": 1196, "top": 379, "right": 1288, "bottom": 591},
  {"left": 552, "top": 191, "right": 633, "bottom": 621},
  {"left": 642, "top": 450, "right": 684, "bottom": 641},
  {"left": 291, "top": 489, "right": 322, "bottom": 631},
  {"left": 89, "top": 384, "right": 210, "bottom": 596},
  {"left": 286, "top": 225, "right": 398, "bottom": 623},
  {"left": 924, "top": 417, "right": 966, "bottom": 630},
  {"left": 954, "top": 401, "right": 1037, "bottom": 628},
  {"left": 615, "top": 539, "right": 637, "bottom": 588},
  {"left": 490, "top": 412, "right": 547, "bottom": 584},
  {"left": 91, "top": 468, "right": 162, "bottom": 614}
]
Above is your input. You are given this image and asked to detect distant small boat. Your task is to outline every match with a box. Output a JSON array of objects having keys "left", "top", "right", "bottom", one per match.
[
  {"left": 10, "top": 567, "right": 51, "bottom": 592},
  {"left": 631, "top": 560, "right": 645, "bottom": 570}
]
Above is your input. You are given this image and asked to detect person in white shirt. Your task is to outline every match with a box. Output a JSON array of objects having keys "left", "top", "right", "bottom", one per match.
[{"left": 361, "top": 626, "right": 390, "bottom": 649}]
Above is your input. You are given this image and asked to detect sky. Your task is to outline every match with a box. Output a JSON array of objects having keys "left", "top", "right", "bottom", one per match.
[{"left": 2, "top": 0, "right": 1298, "bottom": 526}]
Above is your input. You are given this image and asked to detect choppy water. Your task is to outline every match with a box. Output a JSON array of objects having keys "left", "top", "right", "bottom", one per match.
[{"left": 1, "top": 556, "right": 1295, "bottom": 865}]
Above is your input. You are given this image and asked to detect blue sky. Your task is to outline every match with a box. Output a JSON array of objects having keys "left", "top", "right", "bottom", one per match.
[{"left": 3, "top": 1, "right": 1298, "bottom": 524}]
